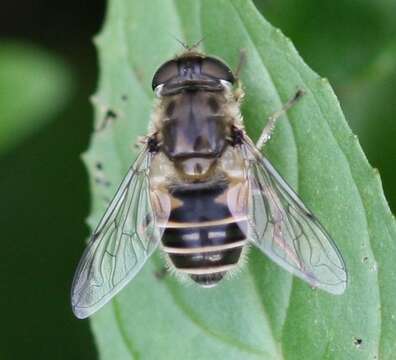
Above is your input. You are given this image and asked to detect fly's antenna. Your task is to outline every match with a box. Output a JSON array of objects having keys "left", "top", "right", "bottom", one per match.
[
  {"left": 169, "top": 34, "right": 206, "bottom": 52},
  {"left": 188, "top": 37, "right": 206, "bottom": 51},
  {"left": 169, "top": 34, "right": 189, "bottom": 50}
]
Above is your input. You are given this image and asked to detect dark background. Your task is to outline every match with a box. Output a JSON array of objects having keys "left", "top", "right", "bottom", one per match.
[
  {"left": 0, "top": 1, "right": 394, "bottom": 359},
  {"left": 0, "top": 1, "right": 104, "bottom": 359}
]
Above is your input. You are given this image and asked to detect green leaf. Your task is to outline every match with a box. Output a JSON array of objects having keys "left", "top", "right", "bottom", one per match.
[
  {"left": 0, "top": 42, "right": 73, "bottom": 154},
  {"left": 253, "top": 0, "right": 396, "bottom": 86},
  {"left": 253, "top": 0, "right": 396, "bottom": 211},
  {"left": 83, "top": 0, "right": 396, "bottom": 359}
]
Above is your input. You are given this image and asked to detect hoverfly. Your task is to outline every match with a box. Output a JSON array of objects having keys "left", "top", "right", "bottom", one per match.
[{"left": 71, "top": 47, "right": 347, "bottom": 319}]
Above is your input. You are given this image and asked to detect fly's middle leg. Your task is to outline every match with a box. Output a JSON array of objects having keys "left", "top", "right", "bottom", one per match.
[
  {"left": 256, "top": 89, "right": 305, "bottom": 151},
  {"left": 93, "top": 161, "right": 112, "bottom": 203},
  {"left": 155, "top": 266, "right": 168, "bottom": 280}
]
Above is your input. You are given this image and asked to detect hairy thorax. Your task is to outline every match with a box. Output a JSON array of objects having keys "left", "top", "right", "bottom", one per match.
[{"left": 152, "top": 88, "right": 242, "bottom": 181}]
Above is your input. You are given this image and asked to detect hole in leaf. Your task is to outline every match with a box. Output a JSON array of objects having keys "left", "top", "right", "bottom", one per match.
[
  {"left": 96, "top": 108, "right": 118, "bottom": 131},
  {"left": 353, "top": 337, "right": 363, "bottom": 348}
]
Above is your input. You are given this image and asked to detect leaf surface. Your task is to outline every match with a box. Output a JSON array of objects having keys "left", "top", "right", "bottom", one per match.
[{"left": 83, "top": 1, "right": 396, "bottom": 359}]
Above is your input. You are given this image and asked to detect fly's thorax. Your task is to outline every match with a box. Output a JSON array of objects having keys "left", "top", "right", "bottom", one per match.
[{"left": 155, "top": 90, "right": 235, "bottom": 179}]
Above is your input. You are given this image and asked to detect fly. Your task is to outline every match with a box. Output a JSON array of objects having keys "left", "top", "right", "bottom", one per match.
[{"left": 71, "top": 46, "right": 347, "bottom": 319}]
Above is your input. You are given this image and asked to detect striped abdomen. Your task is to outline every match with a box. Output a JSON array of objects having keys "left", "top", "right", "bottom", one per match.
[{"left": 161, "top": 181, "right": 247, "bottom": 287}]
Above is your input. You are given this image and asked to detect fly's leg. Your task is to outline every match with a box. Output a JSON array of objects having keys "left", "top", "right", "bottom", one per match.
[
  {"left": 132, "top": 133, "right": 159, "bottom": 154},
  {"left": 233, "top": 49, "right": 247, "bottom": 102},
  {"left": 133, "top": 136, "right": 147, "bottom": 151},
  {"left": 93, "top": 161, "right": 112, "bottom": 203},
  {"left": 155, "top": 266, "right": 168, "bottom": 280},
  {"left": 256, "top": 89, "right": 305, "bottom": 151},
  {"left": 94, "top": 162, "right": 111, "bottom": 188},
  {"left": 95, "top": 108, "right": 117, "bottom": 132}
]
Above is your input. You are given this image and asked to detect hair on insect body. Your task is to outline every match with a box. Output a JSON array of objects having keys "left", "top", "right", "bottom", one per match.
[{"left": 71, "top": 45, "right": 347, "bottom": 319}]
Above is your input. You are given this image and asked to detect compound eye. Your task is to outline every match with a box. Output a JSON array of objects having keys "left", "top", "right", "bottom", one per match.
[
  {"left": 152, "top": 60, "right": 178, "bottom": 90},
  {"left": 201, "top": 57, "right": 235, "bottom": 83}
]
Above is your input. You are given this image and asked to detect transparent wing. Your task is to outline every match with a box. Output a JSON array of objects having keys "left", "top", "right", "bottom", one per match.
[
  {"left": 242, "top": 141, "right": 347, "bottom": 294},
  {"left": 71, "top": 149, "right": 164, "bottom": 318}
]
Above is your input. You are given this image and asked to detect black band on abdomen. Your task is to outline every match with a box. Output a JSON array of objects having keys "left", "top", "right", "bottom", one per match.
[{"left": 161, "top": 180, "right": 247, "bottom": 285}]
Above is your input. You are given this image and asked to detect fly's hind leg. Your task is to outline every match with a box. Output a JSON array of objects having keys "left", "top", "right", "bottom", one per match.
[
  {"left": 95, "top": 108, "right": 118, "bottom": 132},
  {"left": 155, "top": 266, "right": 168, "bottom": 280},
  {"left": 93, "top": 161, "right": 112, "bottom": 203},
  {"left": 256, "top": 89, "right": 305, "bottom": 151}
]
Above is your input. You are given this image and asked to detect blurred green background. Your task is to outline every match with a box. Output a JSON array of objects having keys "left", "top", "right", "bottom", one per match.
[{"left": 0, "top": 0, "right": 394, "bottom": 359}]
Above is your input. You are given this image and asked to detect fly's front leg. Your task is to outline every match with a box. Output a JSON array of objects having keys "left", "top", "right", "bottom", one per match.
[
  {"left": 133, "top": 136, "right": 148, "bottom": 151},
  {"left": 256, "top": 89, "right": 305, "bottom": 151},
  {"left": 133, "top": 132, "right": 160, "bottom": 152},
  {"left": 234, "top": 48, "right": 247, "bottom": 81},
  {"left": 233, "top": 49, "right": 247, "bottom": 102}
]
